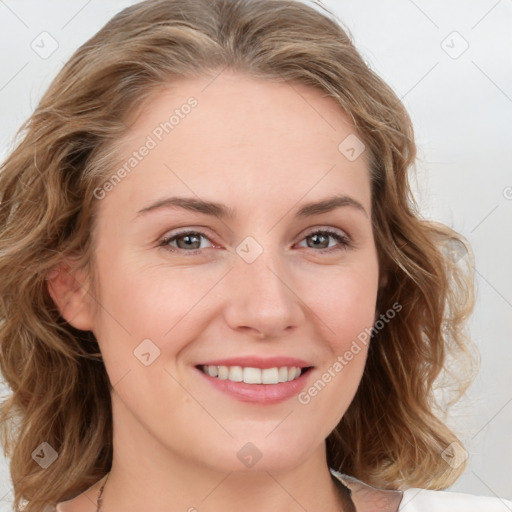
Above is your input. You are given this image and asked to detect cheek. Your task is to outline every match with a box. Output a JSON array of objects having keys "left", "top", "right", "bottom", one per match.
[
  {"left": 330, "top": 279, "right": 377, "bottom": 353},
  {"left": 295, "top": 269, "right": 376, "bottom": 430},
  {"left": 293, "top": 259, "right": 378, "bottom": 414},
  {"left": 93, "top": 255, "right": 207, "bottom": 334},
  {"left": 90, "top": 257, "right": 228, "bottom": 385},
  {"left": 297, "top": 260, "right": 379, "bottom": 345}
]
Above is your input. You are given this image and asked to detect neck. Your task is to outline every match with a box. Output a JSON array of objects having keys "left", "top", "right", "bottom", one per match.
[
  {"left": 99, "top": 441, "right": 351, "bottom": 512},
  {"left": 95, "top": 394, "right": 353, "bottom": 512}
]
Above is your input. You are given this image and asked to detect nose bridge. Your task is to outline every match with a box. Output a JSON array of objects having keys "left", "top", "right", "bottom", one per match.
[
  {"left": 224, "top": 236, "right": 304, "bottom": 336},
  {"left": 240, "top": 243, "right": 286, "bottom": 297}
]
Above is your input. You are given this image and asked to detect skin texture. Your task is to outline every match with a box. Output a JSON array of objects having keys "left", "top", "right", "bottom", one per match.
[{"left": 49, "top": 71, "right": 381, "bottom": 512}]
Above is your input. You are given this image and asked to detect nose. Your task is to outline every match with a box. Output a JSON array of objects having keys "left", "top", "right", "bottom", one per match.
[{"left": 222, "top": 246, "right": 306, "bottom": 339}]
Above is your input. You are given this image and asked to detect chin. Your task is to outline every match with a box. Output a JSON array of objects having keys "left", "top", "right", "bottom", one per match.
[{"left": 193, "top": 436, "right": 317, "bottom": 474}]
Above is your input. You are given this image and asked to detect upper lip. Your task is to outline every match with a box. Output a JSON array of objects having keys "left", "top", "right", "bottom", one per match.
[{"left": 195, "top": 356, "right": 313, "bottom": 369}]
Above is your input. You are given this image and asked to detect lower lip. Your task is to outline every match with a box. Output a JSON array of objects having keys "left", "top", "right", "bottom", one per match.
[{"left": 195, "top": 366, "right": 312, "bottom": 404}]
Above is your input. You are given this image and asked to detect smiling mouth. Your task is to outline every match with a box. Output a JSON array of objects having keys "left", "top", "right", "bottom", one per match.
[{"left": 196, "top": 365, "right": 313, "bottom": 384}]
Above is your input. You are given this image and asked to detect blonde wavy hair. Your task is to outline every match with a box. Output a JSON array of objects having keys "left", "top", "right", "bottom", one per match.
[{"left": 0, "top": 0, "right": 479, "bottom": 509}]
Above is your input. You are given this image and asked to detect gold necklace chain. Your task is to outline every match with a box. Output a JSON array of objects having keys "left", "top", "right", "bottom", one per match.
[{"left": 96, "top": 472, "right": 110, "bottom": 512}]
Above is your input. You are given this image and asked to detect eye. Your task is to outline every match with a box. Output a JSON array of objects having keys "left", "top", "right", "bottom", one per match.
[
  {"left": 158, "top": 227, "right": 352, "bottom": 255},
  {"left": 159, "top": 229, "right": 214, "bottom": 254},
  {"left": 297, "top": 229, "right": 352, "bottom": 252}
]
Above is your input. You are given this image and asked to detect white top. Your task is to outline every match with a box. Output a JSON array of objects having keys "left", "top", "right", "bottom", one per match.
[
  {"left": 330, "top": 469, "right": 512, "bottom": 511},
  {"left": 399, "top": 487, "right": 512, "bottom": 511}
]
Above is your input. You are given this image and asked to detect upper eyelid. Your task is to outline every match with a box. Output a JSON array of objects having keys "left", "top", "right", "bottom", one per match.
[{"left": 160, "top": 226, "right": 351, "bottom": 247}]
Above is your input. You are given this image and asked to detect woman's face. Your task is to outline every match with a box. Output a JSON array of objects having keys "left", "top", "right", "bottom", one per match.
[{"left": 62, "top": 71, "right": 380, "bottom": 473}]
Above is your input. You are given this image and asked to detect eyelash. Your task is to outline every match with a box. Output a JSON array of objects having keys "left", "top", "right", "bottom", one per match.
[{"left": 158, "top": 228, "right": 352, "bottom": 255}]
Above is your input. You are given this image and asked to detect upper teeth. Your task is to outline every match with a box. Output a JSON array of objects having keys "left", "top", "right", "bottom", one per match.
[{"left": 201, "top": 365, "right": 303, "bottom": 384}]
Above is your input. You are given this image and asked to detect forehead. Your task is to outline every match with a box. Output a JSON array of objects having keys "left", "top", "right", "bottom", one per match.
[{"left": 96, "top": 71, "right": 372, "bottom": 221}]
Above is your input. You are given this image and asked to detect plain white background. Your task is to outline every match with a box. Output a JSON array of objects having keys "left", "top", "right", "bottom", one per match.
[{"left": 0, "top": 0, "right": 511, "bottom": 508}]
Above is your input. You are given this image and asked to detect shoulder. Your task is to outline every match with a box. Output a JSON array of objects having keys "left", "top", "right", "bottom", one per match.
[{"left": 399, "top": 487, "right": 512, "bottom": 512}]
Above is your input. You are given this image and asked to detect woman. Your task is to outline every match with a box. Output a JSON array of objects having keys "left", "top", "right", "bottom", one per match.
[{"left": 0, "top": 0, "right": 510, "bottom": 511}]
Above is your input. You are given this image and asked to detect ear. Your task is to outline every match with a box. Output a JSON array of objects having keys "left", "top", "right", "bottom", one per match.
[{"left": 46, "top": 258, "right": 95, "bottom": 331}]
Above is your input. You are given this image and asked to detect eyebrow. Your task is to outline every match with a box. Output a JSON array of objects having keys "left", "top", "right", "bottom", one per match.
[{"left": 133, "top": 194, "right": 368, "bottom": 220}]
